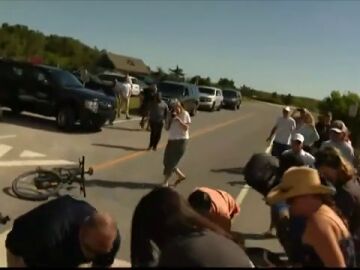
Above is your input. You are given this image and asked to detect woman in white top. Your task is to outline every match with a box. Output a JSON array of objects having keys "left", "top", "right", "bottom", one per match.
[
  {"left": 163, "top": 101, "right": 191, "bottom": 187},
  {"left": 296, "top": 111, "right": 319, "bottom": 152}
]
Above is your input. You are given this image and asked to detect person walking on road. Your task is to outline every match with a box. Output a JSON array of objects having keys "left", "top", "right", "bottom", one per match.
[
  {"left": 163, "top": 101, "right": 191, "bottom": 187},
  {"left": 5, "top": 195, "right": 120, "bottom": 267},
  {"left": 130, "top": 187, "right": 252, "bottom": 268},
  {"left": 320, "top": 120, "right": 355, "bottom": 165},
  {"left": 266, "top": 106, "right": 296, "bottom": 158},
  {"left": 266, "top": 167, "right": 356, "bottom": 267},
  {"left": 116, "top": 74, "right": 132, "bottom": 120},
  {"left": 147, "top": 92, "right": 168, "bottom": 151},
  {"left": 282, "top": 133, "right": 315, "bottom": 167},
  {"left": 188, "top": 187, "right": 240, "bottom": 233},
  {"left": 140, "top": 84, "right": 157, "bottom": 130}
]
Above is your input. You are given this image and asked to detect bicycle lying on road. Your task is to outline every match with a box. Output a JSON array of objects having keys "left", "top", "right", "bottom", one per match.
[{"left": 12, "top": 156, "right": 93, "bottom": 201}]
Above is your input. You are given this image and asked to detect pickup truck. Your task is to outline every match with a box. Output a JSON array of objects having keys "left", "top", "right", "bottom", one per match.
[{"left": 0, "top": 59, "right": 114, "bottom": 131}]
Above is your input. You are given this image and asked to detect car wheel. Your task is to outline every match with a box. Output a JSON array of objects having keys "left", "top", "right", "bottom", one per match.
[
  {"left": 211, "top": 102, "right": 216, "bottom": 112},
  {"left": 57, "top": 106, "right": 75, "bottom": 131},
  {"left": 92, "top": 118, "right": 107, "bottom": 131}
]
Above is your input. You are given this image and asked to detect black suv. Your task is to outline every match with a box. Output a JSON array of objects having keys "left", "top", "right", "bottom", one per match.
[
  {"left": 0, "top": 60, "right": 114, "bottom": 131},
  {"left": 157, "top": 81, "right": 200, "bottom": 116},
  {"left": 222, "top": 89, "right": 242, "bottom": 110}
]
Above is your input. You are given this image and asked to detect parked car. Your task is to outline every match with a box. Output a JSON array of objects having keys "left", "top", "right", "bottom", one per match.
[
  {"left": 0, "top": 59, "right": 114, "bottom": 131},
  {"left": 98, "top": 71, "right": 142, "bottom": 96},
  {"left": 222, "top": 89, "right": 242, "bottom": 110},
  {"left": 157, "top": 81, "right": 200, "bottom": 116},
  {"left": 72, "top": 70, "right": 116, "bottom": 98},
  {"left": 198, "top": 86, "right": 223, "bottom": 111}
]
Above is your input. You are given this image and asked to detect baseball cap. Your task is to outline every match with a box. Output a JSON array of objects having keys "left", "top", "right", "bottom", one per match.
[
  {"left": 283, "top": 106, "right": 291, "bottom": 112},
  {"left": 292, "top": 133, "right": 304, "bottom": 143},
  {"left": 330, "top": 120, "right": 347, "bottom": 134}
]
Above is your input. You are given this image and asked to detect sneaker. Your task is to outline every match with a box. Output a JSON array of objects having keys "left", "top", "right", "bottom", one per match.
[
  {"left": 162, "top": 181, "right": 169, "bottom": 187},
  {"left": 174, "top": 176, "right": 186, "bottom": 187}
]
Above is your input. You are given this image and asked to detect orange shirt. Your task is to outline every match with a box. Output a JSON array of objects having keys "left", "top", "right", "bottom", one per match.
[{"left": 196, "top": 187, "right": 240, "bottom": 232}]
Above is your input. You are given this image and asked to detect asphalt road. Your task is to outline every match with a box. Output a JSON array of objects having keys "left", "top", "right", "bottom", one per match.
[{"left": 0, "top": 101, "right": 283, "bottom": 265}]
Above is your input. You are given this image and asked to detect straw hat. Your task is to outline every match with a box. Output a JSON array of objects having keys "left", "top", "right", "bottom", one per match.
[{"left": 266, "top": 167, "right": 335, "bottom": 205}]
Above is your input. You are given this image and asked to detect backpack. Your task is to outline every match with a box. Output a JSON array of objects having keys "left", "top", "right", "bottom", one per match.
[{"left": 243, "top": 153, "right": 279, "bottom": 197}]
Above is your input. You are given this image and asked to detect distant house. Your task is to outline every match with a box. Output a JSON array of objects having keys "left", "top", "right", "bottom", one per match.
[{"left": 99, "top": 51, "right": 151, "bottom": 77}]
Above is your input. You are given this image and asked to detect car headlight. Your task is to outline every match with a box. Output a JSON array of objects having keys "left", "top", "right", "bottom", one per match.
[{"left": 84, "top": 99, "right": 99, "bottom": 113}]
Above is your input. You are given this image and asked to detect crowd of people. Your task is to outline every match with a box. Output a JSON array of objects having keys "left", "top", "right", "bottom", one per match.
[
  {"left": 261, "top": 106, "right": 360, "bottom": 267},
  {"left": 4, "top": 101, "right": 360, "bottom": 267}
]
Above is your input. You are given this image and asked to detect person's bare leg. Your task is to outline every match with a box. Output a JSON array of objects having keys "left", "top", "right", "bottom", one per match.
[{"left": 163, "top": 174, "right": 171, "bottom": 187}]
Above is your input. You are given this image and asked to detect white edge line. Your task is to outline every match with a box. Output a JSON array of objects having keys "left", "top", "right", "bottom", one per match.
[
  {"left": 0, "top": 229, "right": 9, "bottom": 267},
  {"left": 0, "top": 160, "right": 75, "bottom": 167}
]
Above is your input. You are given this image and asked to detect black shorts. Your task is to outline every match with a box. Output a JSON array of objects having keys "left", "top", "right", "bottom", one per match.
[{"left": 271, "top": 142, "right": 291, "bottom": 158}]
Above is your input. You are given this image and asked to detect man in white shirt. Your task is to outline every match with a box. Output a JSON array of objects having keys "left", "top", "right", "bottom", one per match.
[
  {"left": 283, "top": 133, "right": 315, "bottom": 167},
  {"left": 115, "top": 74, "right": 132, "bottom": 120},
  {"left": 266, "top": 107, "right": 296, "bottom": 158},
  {"left": 320, "top": 120, "right": 355, "bottom": 165}
]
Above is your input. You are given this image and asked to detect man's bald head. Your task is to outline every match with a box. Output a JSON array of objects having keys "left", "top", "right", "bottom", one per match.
[{"left": 81, "top": 212, "right": 118, "bottom": 255}]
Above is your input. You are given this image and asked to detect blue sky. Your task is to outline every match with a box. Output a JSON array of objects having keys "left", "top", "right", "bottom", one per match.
[{"left": 1, "top": 0, "right": 360, "bottom": 99}]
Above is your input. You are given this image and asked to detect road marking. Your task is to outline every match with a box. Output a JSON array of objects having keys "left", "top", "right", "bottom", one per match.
[
  {"left": 0, "top": 229, "right": 9, "bottom": 267},
  {"left": 0, "top": 160, "right": 75, "bottom": 167},
  {"left": 93, "top": 113, "right": 254, "bottom": 171},
  {"left": 20, "top": 150, "right": 46, "bottom": 158},
  {"left": 0, "top": 135, "right": 16, "bottom": 140},
  {"left": 105, "top": 117, "right": 142, "bottom": 126},
  {"left": 0, "top": 144, "right": 13, "bottom": 158}
]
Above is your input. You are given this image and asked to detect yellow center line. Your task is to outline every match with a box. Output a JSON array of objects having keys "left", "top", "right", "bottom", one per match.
[{"left": 92, "top": 113, "right": 254, "bottom": 171}]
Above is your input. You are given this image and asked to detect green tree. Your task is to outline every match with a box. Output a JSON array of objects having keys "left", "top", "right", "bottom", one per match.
[
  {"left": 169, "top": 65, "right": 185, "bottom": 81},
  {"left": 189, "top": 75, "right": 212, "bottom": 86},
  {"left": 217, "top": 78, "right": 235, "bottom": 89},
  {"left": 282, "top": 94, "right": 293, "bottom": 105}
]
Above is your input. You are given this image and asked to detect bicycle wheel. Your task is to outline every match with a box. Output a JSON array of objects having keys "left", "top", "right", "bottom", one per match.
[{"left": 12, "top": 169, "right": 63, "bottom": 201}]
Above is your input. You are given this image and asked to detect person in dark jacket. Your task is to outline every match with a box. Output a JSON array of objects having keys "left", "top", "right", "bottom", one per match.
[
  {"left": 140, "top": 84, "right": 157, "bottom": 130},
  {"left": 130, "top": 187, "right": 252, "bottom": 268},
  {"left": 6, "top": 195, "right": 120, "bottom": 267},
  {"left": 147, "top": 92, "right": 168, "bottom": 151}
]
